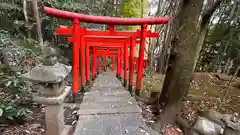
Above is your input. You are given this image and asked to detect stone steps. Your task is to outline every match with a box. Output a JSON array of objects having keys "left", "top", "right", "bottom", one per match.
[{"left": 73, "top": 71, "right": 160, "bottom": 135}]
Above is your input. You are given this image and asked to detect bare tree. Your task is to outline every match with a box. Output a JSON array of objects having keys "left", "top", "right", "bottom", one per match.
[
  {"left": 23, "top": 0, "right": 30, "bottom": 38},
  {"left": 152, "top": 0, "right": 222, "bottom": 134},
  {"left": 31, "top": 0, "right": 43, "bottom": 48},
  {"left": 154, "top": 0, "right": 176, "bottom": 73}
]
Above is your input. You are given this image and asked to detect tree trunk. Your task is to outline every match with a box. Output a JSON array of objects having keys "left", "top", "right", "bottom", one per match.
[
  {"left": 155, "top": 39, "right": 161, "bottom": 72},
  {"left": 153, "top": 0, "right": 222, "bottom": 133},
  {"left": 158, "top": 26, "right": 169, "bottom": 74},
  {"left": 156, "top": 1, "right": 179, "bottom": 74},
  {"left": 141, "top": 0, "right": 144, "bottom": 18},
  {"left": 160, "top": 9, "right": 175, "bottom": 74},
  {"left": 223, "top": 128, "right": 240, "bottom": 135},
  {"left": 31, "top": 0, "right": 44, "bottom": 48},
  {"left": 159, "top": 22, "right": 171, "bottom": 74},
  {"left": 23, "top": 0, "right": 30, "bottom": 38},
  {"left": 152, "top": 0, "right": 205, "bottom": 132},
  {"left": 148, "top": 36, "right": 154, "bottom": 72}
]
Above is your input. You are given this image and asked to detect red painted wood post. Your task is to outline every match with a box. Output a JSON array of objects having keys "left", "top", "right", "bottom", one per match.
[
  {"left": 123, "top": 43, "right": 128, "bottom": 87},
  {"left": 85, "top": 44, "right": 90, "bottom": 85},
  {"left": 109, "top": 25, "right": 114, "bottom": 32},
  {"left": 104, "top": 55, "right": 107, "bottom": 71},
  {"left": 109, "top": 25, "right": 115, "bottom": 72},
  {"left": 132, "top": 59, "right": 134, "bottom": 72},
  {"left": 134, "top": 59, "right": 136, "bottom": 72},
  {"left": 128, "top": 37, "right": 135, "bottom": 93},
  {"left": 116, "top": 51, "right": 120, "bottom": 78},
  {"left": 136, "top": 24, "right": 147, "bottom": 96},
  {"left": 119, "top": 49, "right": 122, "bottom": 80},
  {"left": 135, "top": 58, "right": 138, "bottom": 72},
  {"left": 111, "top": 56, "right": 115, "bottom": 71},
  {"left": 72, "top": 19, "right": 80, "bottom": 101},
  {"left": 80, "top": 36, "right": 86, "bottom": 92},
  {"left": 97, "top": 56, "right": 101, "bottom": 74},
  {"left": 92, "top": 47, "right": 96, "bottom": 80}
]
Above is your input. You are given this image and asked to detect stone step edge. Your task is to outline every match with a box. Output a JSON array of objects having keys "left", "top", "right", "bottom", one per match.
[
  {"left": 77, "top": 111, "right": 141, "bottom": 116},
  {"left": 61, "top": 125, "right": 72, "bottom": 135},
  {"left": 77, "top": 107, "right": 142, "bottom": 115}
]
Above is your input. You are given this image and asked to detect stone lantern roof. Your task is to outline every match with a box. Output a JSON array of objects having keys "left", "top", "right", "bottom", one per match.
[{"left": 22, "top": 63, "right": 71, "bottom": 83}]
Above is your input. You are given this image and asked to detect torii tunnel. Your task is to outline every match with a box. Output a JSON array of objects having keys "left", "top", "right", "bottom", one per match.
[{"left": 44, "top": 7, "right": 168, "bottom": 100}]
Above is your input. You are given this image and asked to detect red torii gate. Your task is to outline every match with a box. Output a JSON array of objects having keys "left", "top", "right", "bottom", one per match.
[
  {"left": 82, "top": 35, "right": 130, "bottom": 92},
  {"left": 60, "top": 29, "right": 149, "bottom": 73},
  {"left": 56, "top": 25, "right": 158, "bottom": 71},
  {"left": 55, "top": 26, "right": 153, "bottom": 93},
  {"left": 44, "top": 7, "right": 168, "bottom": 98},
  {"left": 89, "top": 44, "right": 128, "bottom": 75},
  {"left": 78, "top": 39, "right": 135, "bottom": 89},
  {"left": 93, "top": 49, "right": 120, "bottom": 74},
  {"left": 87, "top": 45, "right": 123, "bottom": 82},
  {"left": 55, "top": 30, "right": 126, "bottom": 86},
  {"left": 55, "top": 27, "right": 139, "bottom": 90},
  {"left": 65, "top": 36, "right": 129, "bottom": 88},
  {"left": 56, "top": 26, "right": 159, "bottom": 38},
  {"left": 84, "top": 35, "right": 131, "bottom": 88}
]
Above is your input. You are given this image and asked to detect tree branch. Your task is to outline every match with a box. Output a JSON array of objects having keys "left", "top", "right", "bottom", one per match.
[{"left": 201, "top": 0, "right": 222, "bottom": 28}]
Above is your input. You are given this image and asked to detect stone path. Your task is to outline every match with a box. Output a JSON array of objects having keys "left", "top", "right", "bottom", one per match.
[{"left": 73, "top": 71, "right": 159, "bottom": 135}]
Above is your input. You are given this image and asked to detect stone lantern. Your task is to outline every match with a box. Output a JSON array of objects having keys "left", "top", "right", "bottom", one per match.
[{"left": 23, "top": 62, "right": 72, "bottom": 135}]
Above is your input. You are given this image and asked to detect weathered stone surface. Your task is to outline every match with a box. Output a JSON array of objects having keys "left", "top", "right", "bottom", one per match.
[
  {"left": 74, "top": 114, "right": 158, "bottom": 135},
  {"left": 83, "top": 95, "right": 134, "bottom": 103},
  {"left": 84, "top": 90, "right": 130, "bottom": 97},
  {"left": 45, "top": 104, "right": 64, "bottom": 135},
  {"left": 90, "top": 86, "right": 124, "bottom": 91},
  {"left": 38, "top": 81, "right": 65, "bottom": 96},
  {"left": 33, "top": 86, "right": 71, "bottom": 105},
  {"left": 79, "top": 101, "right": 138, "bottom": 110},
  {"left": 61, "top": 125, "right": 72, "bottom": 135},
  {"left": 23, "top": 63, "right": 71, "bottom": 83},
  {"left": 41, "top": 46, "right": 60, "bottom": 66},
  {"left": 74, "top": 72, "right": 159, "bottom": 135},
  {"left": 77, "top": 107, "right": 141, "bottom": 115},
  {"left": 25, "top": 61, "right": 71, "bottom": 135}
]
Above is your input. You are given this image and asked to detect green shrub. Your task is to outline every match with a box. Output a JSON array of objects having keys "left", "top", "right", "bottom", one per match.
[
  {"left": 0, "top": 30, "right": 36, "bottom": 125},
  {"left": 0, "top": 102, "right": 32, "bottom": 124}
]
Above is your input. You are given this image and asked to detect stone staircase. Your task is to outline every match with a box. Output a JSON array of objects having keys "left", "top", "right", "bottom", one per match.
[{"left": 73, "top": 71, "right": 159, "bottom": 135}]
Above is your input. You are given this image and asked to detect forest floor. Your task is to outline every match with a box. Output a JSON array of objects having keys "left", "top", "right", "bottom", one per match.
[
  {"left": 0, "top": 104, "right": 78, "bottom": 135},
  {"left": 139, "top": 72, "right": 240, "bottom": 135},
  {"left": 1, "top": 72, "right": 240, "bottom": 135}
]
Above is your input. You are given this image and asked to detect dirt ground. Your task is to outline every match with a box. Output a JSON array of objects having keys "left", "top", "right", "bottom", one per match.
[
  {"left": 141, "top": 72, "right": 240, "bottom": 114},
  {"left": 0, "top": 104, "right": 79, "bottom": 135},
  {"left": 189, "top": 72, "right": 240, "bottom": 113},
  {"left": 138, "top": 72, "right": 240, "bottom": 135}
]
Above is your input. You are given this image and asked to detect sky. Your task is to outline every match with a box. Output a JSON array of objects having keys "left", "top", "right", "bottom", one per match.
[{"left": 148, "top": 0, "right": 158, "bottom": 16}]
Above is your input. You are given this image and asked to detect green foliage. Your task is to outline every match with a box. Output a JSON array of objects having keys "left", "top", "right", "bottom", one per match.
[
  {"left": 0, "top": 1, "right": 28, "bottom": 34},
  {"left": 0, "top": 30, "right": 38, "bottom": 68},
  {"left": 121, "top": 0, "right": 142, "bottom": 17},
  {"left": 197, "top": 1, "right": 240, "bottom": 73},
  {"left": 0, "top": 30, "right": 36, "bottom": 124},
  {"left": 0, "top": 102, "right": 32, "bottom": 124},
  {"left": 52, "top": 0, "right": 92, "bottom": 13},
  {"left": 121, "top": 0, "right": 148, "bottom": 30},
  {"left": 0, "top": 72, "right": 32, "bottom": 104},
  {"left": 0, "top": 2, "right": 22, "bottom": 11},
  {"left": 21, "top": 38, "right": 42, "bottom": 55}
]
